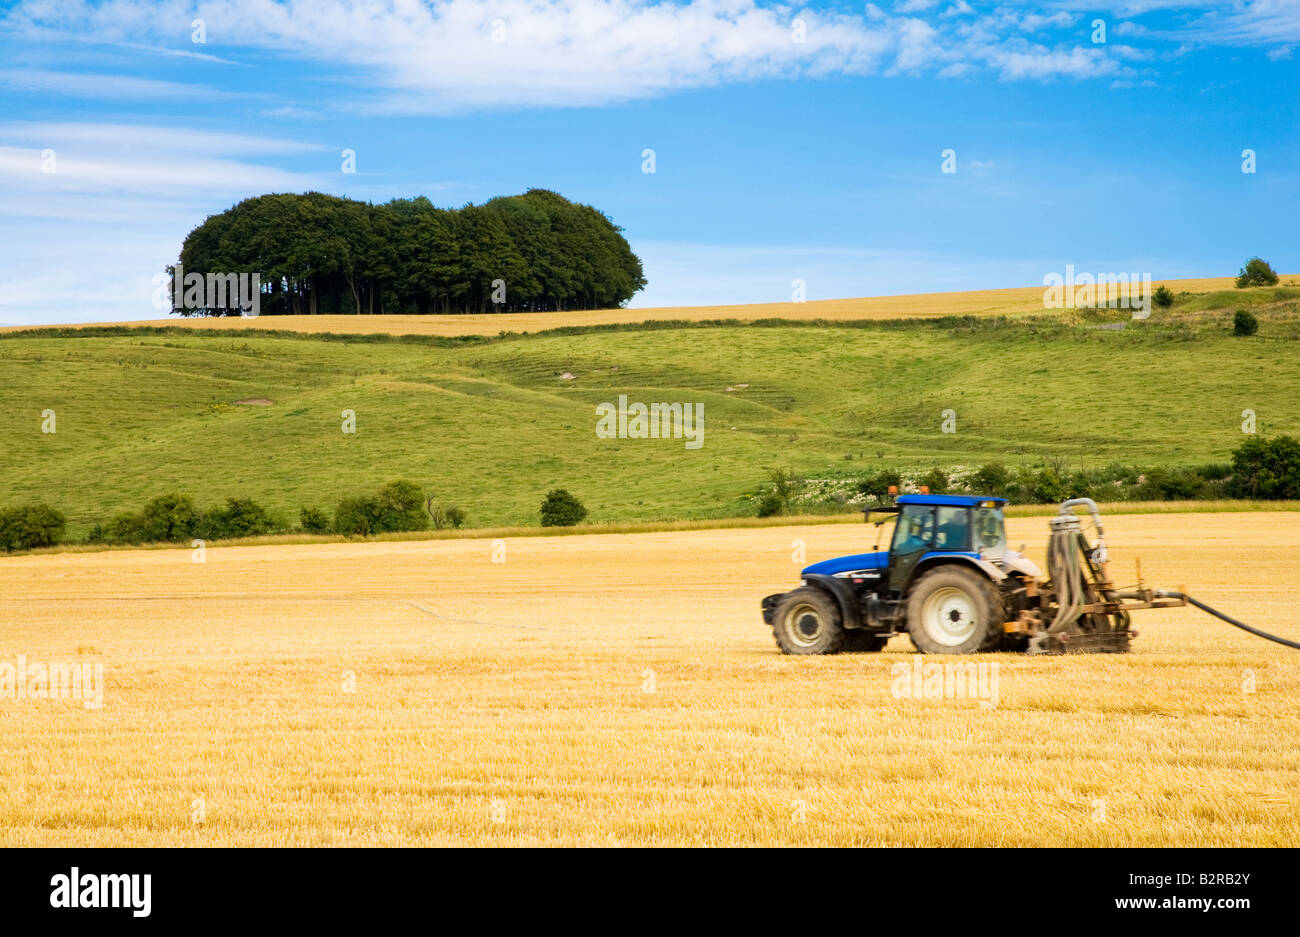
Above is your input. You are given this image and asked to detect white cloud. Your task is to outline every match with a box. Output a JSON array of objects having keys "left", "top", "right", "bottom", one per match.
[
  {"left": 0, "top": 68, "right": 239, "bottom": 100},
  {"left": 0, "top": 122, "right": 335, "bottom": 322},
  {"left": 1, "top": 0, "right": 1149, "bottom": 112}
]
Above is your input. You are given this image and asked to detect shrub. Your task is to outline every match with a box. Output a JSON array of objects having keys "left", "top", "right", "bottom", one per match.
[
  {"left": 540, "top": 489, "right": 588, "bottom": 527},
  {"left": 918, "top": 467, "right": 949, "bottom": 494},
  {"left": 1235, "top": 257, "right": 1279, "bottom": 288},
  {"left": 1152, "top": 285, "right": 1174, "bottom": 308},
  {"left": 753, "top": 467, "right": 803, "bottom": 517},
  {"left": 1233, "top": 309, "right": 1258, "bottom": 336},
  {"left": 373, "top": 481, "right": 427, "bottom": 532},
  {"left": 1140, "top": 467, "right": 1204, "bottom": 500},
  {"left": 0, "top": 504, "right": 67, "bottom": 552},
  {"left": 334, "top": 481, "right": 430, "bottom": 536},
  {"left": 91, "top": 512, "right": 147, "bottom": 545},
  {"left": 1229, "top": 435, "right": 1300, "bottom": 500},
  {"left": 427, "top": 502, "right": 467, "bottom": 530},
  {"left": 299, "top": 506, "right": 332, "bottom": 534},
  {"left": 969, "top": 462, "right": 1012, "bottom": 496},
  {"left": 1029, "top": 467, "right": 1067, "bottom": 504},
  {"left": 333, "top": 496, "right": 379, "bottom": 536},
  {"left": 138, "top": 493, "right": 201, "bottom": 543},
  {"left": 857, "top": 469, "right": 902, "bottom": 500},
  {"left": 201, "top": 498, "right": 279, "bottom": 539}
]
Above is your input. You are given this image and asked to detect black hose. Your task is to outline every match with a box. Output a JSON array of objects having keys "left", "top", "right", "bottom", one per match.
[{"left": 1156, "top": 591, "right": 1300, "bottom": 650}]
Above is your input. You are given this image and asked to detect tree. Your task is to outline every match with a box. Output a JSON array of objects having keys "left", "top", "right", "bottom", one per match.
[
  {"left": 1233, "top": 309, "right": 1259, "bottom": 336},
  {"left": 1152, "top": 285, "right": 1174, "bottom": 308},
  {"left": 540, "top": 489, "right": 588, "bottom": 527},
  {"left": 1236, "top": 257, "right": 1278, "bottom": 288},
  {"left": 970, "top": 463, "right": 1012, "bottom": 496},
  {"left": 919, "top": 467, "right": 949, "bottom": 494},
  {"left": 1229, "top": 435, "right": 1300, "bottom": 499},
  {"left": 0, "top": 504, "right": 66, "bottom": 552}
]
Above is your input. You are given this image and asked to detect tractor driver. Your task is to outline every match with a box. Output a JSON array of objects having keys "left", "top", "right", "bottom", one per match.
[{"left": 934, "top": 507, "right": 970, "bottom": 551}]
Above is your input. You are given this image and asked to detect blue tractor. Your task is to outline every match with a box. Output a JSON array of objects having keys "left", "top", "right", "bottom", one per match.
[{"left": 761, "top": 494, "right": 1185, "bottom": 655}]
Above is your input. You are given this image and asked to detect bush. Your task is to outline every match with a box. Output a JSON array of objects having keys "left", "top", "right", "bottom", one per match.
[
  {"left": 1029, "top": 467, "right": 1067, "bottom": 504},
  {"left": 374, "top": 481, "right": 427, "bottom": 532},
  {"left": 969, "top": 463, "right": 1012, "bottom": 496},
  {"left": 1152, "top": 285, "right": 1174, "bottom": 308},
  {"left": 753, "top": 467, "right": 802, "bottom": 517},
  {"left": 299, "top": 506, "right": 332, "bottom": 534},
  {"left": 1229, "top": 435, "right": 1300, "bottom": 500},
  {"left": 1235, "top": 257, "right": 1279, "bottom": 288},
  {"left": 1140, "top": 467, "right": 1204, "bottom": 501},
  {"left": 540, "top": 489, "right": 588, "bottom": 527},
  {"left": 857, "top": 469, "right": 902, "bottom": 500},
  {"left": 201, "top": 498, "right": 279, "bottom": 539},
  {"left": 333, "top": 496, "right": 379, "bottom": 536},
  {"left": 334, "top": 481, "right": 430, "bottom": 536},
  {"left": 918, "top": 467, "right": 949, "bottom": 494},
  {"left": 427, "top": 502, "right": 467, "bottom": 530},
  {"left": 138, "top": 493, "right": 201, "bottom": 543},
  {"left": 1233, "top": 308, "right": 1258, "bottom": 336},
  {"left": 90, "top": 512, "right": 147, "bottom": 545},
  {"left": 0, "top": 503, "right": 67, "bottom": 552}
]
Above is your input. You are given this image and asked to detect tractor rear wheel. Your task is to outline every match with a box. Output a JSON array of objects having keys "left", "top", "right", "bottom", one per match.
[
  {"left": 906, "top": 565, "right": 1005, "bottom": 655},
  {"left": 772, "top": 587, "right": 845, "bottom": 655}
]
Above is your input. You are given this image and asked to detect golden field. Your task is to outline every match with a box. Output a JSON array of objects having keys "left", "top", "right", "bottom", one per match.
[
  {"left": 0, "top": 511, "right": 1297, "bottom": 846},
  {"left": 1, "top": 276, "right": 1248, "bottom": 337}
]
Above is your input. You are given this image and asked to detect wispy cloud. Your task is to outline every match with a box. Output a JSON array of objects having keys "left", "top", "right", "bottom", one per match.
[
  {"left": 0, "top": 68, "right": 241, "bottom": 100},
  {"left": 2, "top": 0, "right": 1147, "bottom": 113}
]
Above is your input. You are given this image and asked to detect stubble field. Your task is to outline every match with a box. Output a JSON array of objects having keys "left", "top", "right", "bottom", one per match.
[{"left": 1, "top": 511, "right": 1297, "bottom": 846}]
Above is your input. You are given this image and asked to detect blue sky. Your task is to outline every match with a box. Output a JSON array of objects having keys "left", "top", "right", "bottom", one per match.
[{"left": 0, "top": 0, "right": 1297, "bottom": 324}]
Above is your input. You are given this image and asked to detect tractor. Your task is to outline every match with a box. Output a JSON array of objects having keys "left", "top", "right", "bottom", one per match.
[{"left": 761, "top": 494, "right": 1187, "bottom": 655}]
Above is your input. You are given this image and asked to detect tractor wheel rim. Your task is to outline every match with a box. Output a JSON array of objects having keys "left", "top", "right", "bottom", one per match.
[
  {"left": 785, "top": 603, "right": 823, "bottom": 647},
  {"left": 922, "top": 587, "right": 978, "bottom": 647}
]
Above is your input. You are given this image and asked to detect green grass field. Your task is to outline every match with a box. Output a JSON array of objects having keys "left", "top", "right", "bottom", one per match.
[{"left": 3, "top": 286, "right": 1298, "bottom": 538}]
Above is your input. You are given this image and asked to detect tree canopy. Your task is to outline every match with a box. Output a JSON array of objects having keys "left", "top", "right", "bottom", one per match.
[{"left": 170, "top": 189, "right": 646, "bottom": 315}]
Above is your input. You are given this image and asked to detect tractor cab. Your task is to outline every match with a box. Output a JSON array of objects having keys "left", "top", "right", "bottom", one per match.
[
  {"left": 803, "top": 494, "right": 1011, "bottom": 596},
  {"left": 884, "top": 494, "right": 1009, "bottom": 593}
]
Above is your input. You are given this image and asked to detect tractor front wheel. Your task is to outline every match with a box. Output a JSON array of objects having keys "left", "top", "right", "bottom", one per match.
[
  {"left": 906, "top": 566, "right": 1005, "bottom": 655},
  {"left": 772, "top": 587, "right": 845, "bottom": 655}
]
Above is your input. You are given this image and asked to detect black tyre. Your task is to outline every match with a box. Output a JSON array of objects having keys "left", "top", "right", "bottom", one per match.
[
  {"left": 772, "top": 587, "right": 845, "bottom": 655},
  {"left": 906, "top": 565, "right": 1005, "bottom": 655},
  {"left": 843, "top": 631, "right": 889, "bottom": 653}
]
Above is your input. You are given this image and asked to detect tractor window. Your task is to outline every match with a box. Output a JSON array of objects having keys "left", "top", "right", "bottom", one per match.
[
  {"left": 972, "top": 506, "right": 1007, "bottom": 559},
  {"left": 892, "top": 504, "right": 934, "bottom": 554},
  {"left": 933, "top": 507, "right": 970, "bottom": 551}
]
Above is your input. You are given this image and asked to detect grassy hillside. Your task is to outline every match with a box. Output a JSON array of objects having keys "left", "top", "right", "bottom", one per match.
[{"left": 2, "top": 285, "right": 1299, "bottom": 537}]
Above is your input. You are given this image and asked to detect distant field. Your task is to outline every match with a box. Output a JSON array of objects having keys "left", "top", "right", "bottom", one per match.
[
  {"left": 0, "top": 276, "right": 1259, "bottom": 337},
  {"left": 2, "top": 512, "right": 1296, "bottom": 846},
  {"left": 3, "top": 282, "right": 1300, "bottom": 538}
]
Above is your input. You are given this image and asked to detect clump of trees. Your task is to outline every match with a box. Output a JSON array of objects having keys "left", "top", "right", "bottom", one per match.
[
  {"left": 332, "top": 481, "right": 428, "bottom": 536},
  {"left": 1229, "top": 436, "right": 1300, "bottom": 500},
  {"left": 171, "top": 189, "right": 646, "bottom": 316},
  {"left": 1236, "top": 257, "right": 1278, "bottom": 288},
  {"left": 87, "top": 494, "right": 281, "bottom": 545},
  {"left": 0, "top": 504, "right": 66, "bottom": 552}
]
